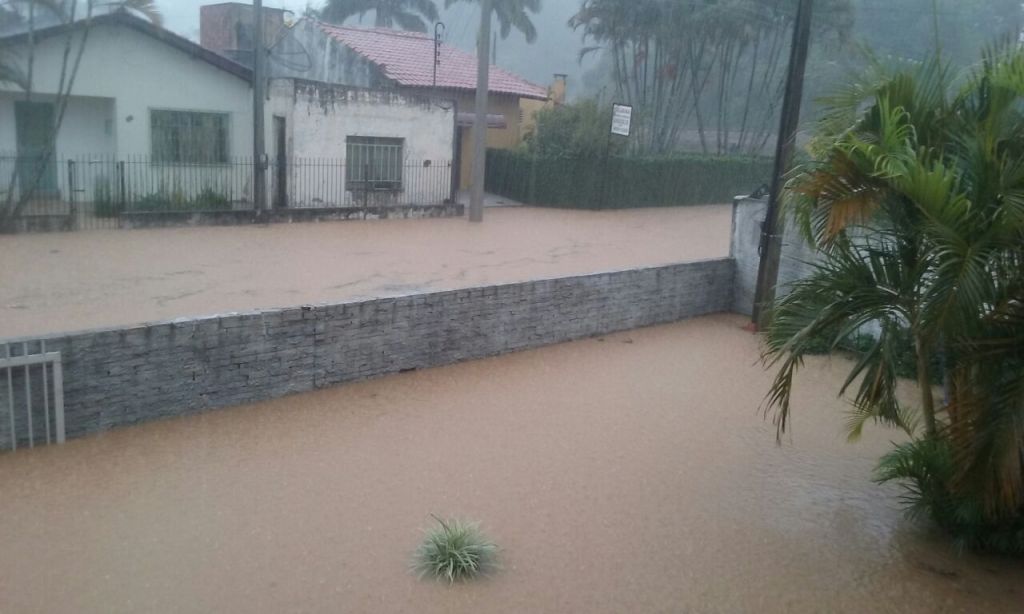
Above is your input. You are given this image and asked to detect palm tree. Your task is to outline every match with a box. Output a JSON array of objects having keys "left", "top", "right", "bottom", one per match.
[
  {"left": 761, "top": 44, "right": 1024, "bottom": 552},
  {"left": 445, "top": 0, "right": 541, "bottom": 43},
  {"left": 320, "top": 0, "right": 440, "bottom": 32}
]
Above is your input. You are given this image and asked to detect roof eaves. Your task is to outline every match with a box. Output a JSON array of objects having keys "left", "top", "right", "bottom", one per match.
[{"left": 0, "top": 12, "right": 253, "bottom": 83}]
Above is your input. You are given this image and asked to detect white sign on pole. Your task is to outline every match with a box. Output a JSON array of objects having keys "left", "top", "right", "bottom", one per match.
[{"left": 611, "top": 103, "right": 633, "bottom": 137}]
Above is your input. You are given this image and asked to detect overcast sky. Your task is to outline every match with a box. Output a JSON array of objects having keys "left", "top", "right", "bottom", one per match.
[{"left": 155, "top": 0, "right": 589, "bottom": 93}]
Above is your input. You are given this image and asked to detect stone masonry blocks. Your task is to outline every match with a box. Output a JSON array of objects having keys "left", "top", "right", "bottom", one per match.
[{"left": 0, "top": 259, "right": 734, "bottom": 447}]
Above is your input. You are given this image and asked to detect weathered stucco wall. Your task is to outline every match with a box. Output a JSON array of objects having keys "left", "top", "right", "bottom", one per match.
[
  {"left": 271, "top": 79, "right": 454, "bottom": 161},
  {"left": 731, "top": 196, "right": 818, "bottom": 316},
  {"left": 268, "top": 79, "right": 455, "bottom": 207},
  {"left": 0, "top": 259, "right": 734, "bottom": 448}
]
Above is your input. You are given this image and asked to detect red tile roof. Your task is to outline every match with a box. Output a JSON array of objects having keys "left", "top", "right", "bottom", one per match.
[{"left": 316, "top": 21, "right": 549, "bottom": 100}]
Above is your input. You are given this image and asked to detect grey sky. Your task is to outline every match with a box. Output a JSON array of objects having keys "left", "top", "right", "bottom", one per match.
[{"left": 156, "top": 0, "right": 590, "bottom": 93}]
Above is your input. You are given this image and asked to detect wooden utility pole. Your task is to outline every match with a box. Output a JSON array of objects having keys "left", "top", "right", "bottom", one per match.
[
  {"left": 752, "top": 0, "right": 814, "bottom": 329},
  {"left": 253, "top": 0, "right": 268, "bottom": 212},
  {"left": 469, "top": 0, "right": 492, "bottom": 223}
]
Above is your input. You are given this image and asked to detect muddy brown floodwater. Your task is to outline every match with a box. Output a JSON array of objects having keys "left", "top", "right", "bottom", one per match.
[
  {"left": 0, "top": 314, "right": 1021, "bottom": 613},
  {"left": 0, "top": 205, "right": 731, "bottom": 338}
]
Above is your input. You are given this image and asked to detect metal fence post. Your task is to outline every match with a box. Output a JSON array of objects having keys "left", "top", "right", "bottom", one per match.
[
  {"left": 363, "top": 162, "right": 370, "bottom": 218},
  {"left": 66, "top": 159, "right": 77, "bottom": 230},
  {"left": 117, "top": 160, "right": 127, "bottom": 214}
]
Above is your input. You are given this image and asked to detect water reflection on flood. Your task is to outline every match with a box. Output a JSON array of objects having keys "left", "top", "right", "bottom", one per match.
[{"left": 0, "top": 314, "right": 1020, "bottom": 613}]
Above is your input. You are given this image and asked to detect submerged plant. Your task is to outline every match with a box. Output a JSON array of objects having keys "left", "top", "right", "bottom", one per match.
[{"left": 413, "top": 515, "right": 497, "bottom": 583}]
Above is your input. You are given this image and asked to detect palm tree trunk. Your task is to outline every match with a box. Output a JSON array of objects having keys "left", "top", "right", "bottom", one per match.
[{"left": 915, "top": 334, "right": 937, "bottom": 438}]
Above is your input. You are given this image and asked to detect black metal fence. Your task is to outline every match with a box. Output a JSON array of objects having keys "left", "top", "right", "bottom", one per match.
[
  {"left": 485, "top": 148, "right": 773, "bottom": 209},
  {"left": 0, "top": 153, "right": 456, "bottom": 232}
]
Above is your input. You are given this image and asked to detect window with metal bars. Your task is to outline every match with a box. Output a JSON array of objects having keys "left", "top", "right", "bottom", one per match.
[
  {"left": 151, "top": 110, "right": 229, "bottom": 163},
  {"left": 346, "top": 136, "right": 404, "bottom": 191}
]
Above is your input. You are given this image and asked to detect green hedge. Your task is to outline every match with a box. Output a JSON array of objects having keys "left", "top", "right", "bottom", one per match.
[{"left": 485, "top": 149, "right": 773, "bottom": 209}]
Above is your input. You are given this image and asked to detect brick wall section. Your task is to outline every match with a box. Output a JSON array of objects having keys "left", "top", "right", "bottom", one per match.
[{"left": 0, "top": 259, "right": 734, "bottom": 447}]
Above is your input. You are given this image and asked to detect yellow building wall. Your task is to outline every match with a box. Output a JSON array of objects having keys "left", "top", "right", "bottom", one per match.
[
  {"left": 519, "top": 97, "right": 550, "bottom": 142},
  {"left": 455, "top": 93, "right": 529, "bottom": 190}
]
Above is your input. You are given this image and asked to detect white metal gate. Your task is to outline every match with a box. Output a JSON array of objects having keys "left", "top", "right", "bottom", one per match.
[{"left": 1, "top": 341, "right": 65, "bottom": 450}]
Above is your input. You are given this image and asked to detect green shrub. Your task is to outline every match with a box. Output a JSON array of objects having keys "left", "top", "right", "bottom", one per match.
[
  {"left": 801, "top": 324, "right": 939, "bottom": 381},
  {"left": 132, "top": 187, "right": 232, "bottom": 212},
  {"left": 485, "top": 149, "right": 772, "bottom": 209},
  {"left": 413, "top": 516, "right": 497, "bottom": 584},
  {"left": 876, "top": 439, "right": 1024, "bottom": 555},
  {"left": 93, "top": 178, "right": 122, "bottom": 218},
  {"left": 524, "top": 100, "right": 622, "bottom": 158}
]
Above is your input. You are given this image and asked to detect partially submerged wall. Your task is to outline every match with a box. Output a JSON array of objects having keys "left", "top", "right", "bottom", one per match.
[
  {"left": 730, "top": 196, "right": 818, "bottom": 316},
  {"left": 0, "top": 259, "right": 734, "bottom": 447}
]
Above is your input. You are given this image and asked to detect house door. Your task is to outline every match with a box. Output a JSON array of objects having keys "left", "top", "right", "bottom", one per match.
[
  {"left": 14, "top": 101, "right": 58, "bottom": 196},
  {"left": 273, "top": 116, "right": 287, "bottom": 209}
]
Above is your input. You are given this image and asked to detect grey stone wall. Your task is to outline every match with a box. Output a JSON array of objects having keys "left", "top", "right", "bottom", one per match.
[
  {"left": 0, "top": 259, "right": 734, "bottom": 447},
  {"left": 730, "top": 196, "right": 817, "bottom": 316}
]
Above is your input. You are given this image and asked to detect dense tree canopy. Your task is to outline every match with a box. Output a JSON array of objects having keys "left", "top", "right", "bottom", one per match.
[{"left": 568, "top": 0, "right": 853, "bottom": 155}]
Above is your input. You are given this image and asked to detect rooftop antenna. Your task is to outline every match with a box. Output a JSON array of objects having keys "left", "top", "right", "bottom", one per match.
[
  {"left": 431, "top": 22, "right": 452, "bottom": 110},
  {"left": 433, "top": 21, "right": 445, "bottom": 89}
]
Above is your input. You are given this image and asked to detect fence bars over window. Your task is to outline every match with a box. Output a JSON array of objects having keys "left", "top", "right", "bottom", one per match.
[
  {"left": 151, "top": 110, "right": 230, "bottom": 164},
  {"left": 346, "top": 136, "right": 404, "bottom": 191}
]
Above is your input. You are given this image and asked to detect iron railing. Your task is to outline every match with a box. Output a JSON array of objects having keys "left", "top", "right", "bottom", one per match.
[
  {"left": 1, "top": 341, "right": 65, "bottom": 451},
  {"left": 0, "top": 153, "right": 456, "bottom": 231}
]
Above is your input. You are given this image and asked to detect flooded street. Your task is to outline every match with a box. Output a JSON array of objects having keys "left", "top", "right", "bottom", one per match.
[
  {"left": 0, "top": 205, "right": 730, "bottom": 338},
  {"left": 0, "top": 314, "right": 1021, "bottom": 613}
]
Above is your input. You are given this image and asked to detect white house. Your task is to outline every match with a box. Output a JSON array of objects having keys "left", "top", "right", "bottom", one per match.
[
  {"left": 0, "top": 12, "right": 255, "bottom": 162},
  {"left": 0, "top": 11, "right": 456, "bottom": 219},
  {"left": 267, "top": 78, "right": 455, "bottom": 207}
]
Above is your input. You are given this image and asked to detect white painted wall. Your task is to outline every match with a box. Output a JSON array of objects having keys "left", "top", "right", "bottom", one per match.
[
  {"left": 0, "top": 23, "right": 254, "bottom": 158},
  {"left": 0, "top": 93, "right": 116, "bottom": 156},
  {"left": 0, "top": 24, "right": 456, "bottom": 210},
  {"left": 269, "top": 79, "right": 455, "bottom": 207}
]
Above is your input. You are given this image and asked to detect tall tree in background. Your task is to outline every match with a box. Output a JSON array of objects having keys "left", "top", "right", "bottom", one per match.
[
  {"left": 445, "top": 0, "right": 542, "bottom": 43},
  {"left": 0, "top": 0, "right": 161, "bottom": 229},
  {"left": 569, "top": 0, "right": 852, "bottom": 155},
  {"left": 320, "top": 0, "right": 440, "bottom": 32}
]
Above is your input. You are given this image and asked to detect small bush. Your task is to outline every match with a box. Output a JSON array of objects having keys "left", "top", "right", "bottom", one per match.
[
  {"left": 93, "top": 178, "right": 123, "bottom": 218},
  {"left": 876, "top": 439, "right": 1024, "bottom": 555},
  {"left": 132, "top": 187, "right": 232, "bottom": 212},
  {"left": 413, "top": 515, "right": 497, "bottom": 584},
  {"left": 801, "top": 324, "right": 940, "bottom": 381}
]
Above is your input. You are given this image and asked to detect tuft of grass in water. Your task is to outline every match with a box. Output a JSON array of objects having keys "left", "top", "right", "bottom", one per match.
[{"left": 413, "top": 515, "right": 497, "bottom": 584}]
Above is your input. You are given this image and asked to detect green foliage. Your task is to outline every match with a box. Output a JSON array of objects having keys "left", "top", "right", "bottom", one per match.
[
  {"left": 486, "top": 149, "right": 771, "bottom": 209},
  {"left": 320, "top": 0, "right": 439, "bottom": 32},
  {"left": 413, "top": 516, "right": 497, "bottom": 584},
  {"left": 445, "top": 0, "right": 541, "bottom": 43},
  {"left": 569, "top": 0, "right": 853, "bottom": 155},
  {"left": 92, "top": 177, "right": 122, "bottom": 218},
  {"left": 761, "top": 41, "right": 1024, "bottom": 551},
  {"left": 132, "top": 187, "right": 232, "bottom": 212},
  {"left": 801, "top": 324, "right": 939, "bottom": 382},
  {"left": 877, "top": 439, "right": 1024, "bottom": 555},
  {"left": 524, "top": 100, "right": 618, "bottom": 158}
]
